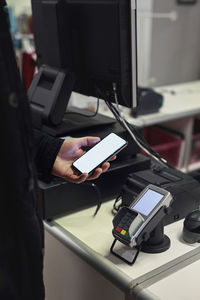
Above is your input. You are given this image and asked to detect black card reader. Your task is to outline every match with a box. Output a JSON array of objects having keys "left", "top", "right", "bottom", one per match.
[{"left": 112, "top": 184, "right": 173, "bottom": 248}]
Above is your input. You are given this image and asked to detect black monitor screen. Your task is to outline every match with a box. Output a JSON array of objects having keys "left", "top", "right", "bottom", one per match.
[{"left": 31, "top": 0, "right": 137, "bottom": 109}]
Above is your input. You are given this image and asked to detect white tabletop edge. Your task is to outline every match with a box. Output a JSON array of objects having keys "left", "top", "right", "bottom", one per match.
[
  {"left": 44, "top": 221, "right": 134, "bottom": 293},
  {"left": 44, "top": 220, "right": 200, "bottom": 296}
]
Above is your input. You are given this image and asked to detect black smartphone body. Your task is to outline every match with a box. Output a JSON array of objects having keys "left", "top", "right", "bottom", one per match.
[{"left": 72, "top": 133, "right": 128, "bottom": 174}]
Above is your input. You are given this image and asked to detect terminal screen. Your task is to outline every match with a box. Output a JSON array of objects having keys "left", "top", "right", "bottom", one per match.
[{"left": 131, "top": 189, "right": 164, "bottom": 216}]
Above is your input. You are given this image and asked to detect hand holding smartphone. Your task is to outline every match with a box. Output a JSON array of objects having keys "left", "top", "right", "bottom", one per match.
[{"left": 72, "top": 133, "right": 128, "bottom": 175}]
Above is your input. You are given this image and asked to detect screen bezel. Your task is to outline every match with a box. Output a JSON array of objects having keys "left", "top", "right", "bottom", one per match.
[
  {"left": 131, "top": 188, "right": 165, "bottom": 218},
  {"left": 129, "top": 185, "right": 170, "bottom": 220}
]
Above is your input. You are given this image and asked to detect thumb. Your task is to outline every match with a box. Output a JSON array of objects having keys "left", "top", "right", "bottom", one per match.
[{"left": 78, "top": 136, "right": 101, "bottom": 147}]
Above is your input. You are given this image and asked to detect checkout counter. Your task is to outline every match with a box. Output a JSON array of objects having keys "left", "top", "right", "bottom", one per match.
[
  {"left": 43, "top": 81, "right": 200, "bottom": 300},
  {"left": 44, "top": 201, "right": 200, "bottom": 300}
]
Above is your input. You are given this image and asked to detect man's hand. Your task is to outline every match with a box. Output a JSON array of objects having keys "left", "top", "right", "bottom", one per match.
[{"left": 52, "top": 136, "right": 114, "bottom": 184}]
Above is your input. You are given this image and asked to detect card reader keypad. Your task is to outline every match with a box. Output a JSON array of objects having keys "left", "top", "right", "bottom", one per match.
[{"left": 115, "top": 212, "right": 136, "bottom": 239}]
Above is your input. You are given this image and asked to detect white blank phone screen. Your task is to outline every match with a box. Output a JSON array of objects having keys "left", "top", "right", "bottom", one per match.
[
  {"left": 132, "top": 189, "right": 163, "bottom": 216},
  {"left": 73, "top": 133, "right": 126, "bottom": 174}
]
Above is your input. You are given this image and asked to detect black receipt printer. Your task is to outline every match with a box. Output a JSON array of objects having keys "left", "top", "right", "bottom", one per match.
[
  {"left": 120, "top": 161, "right": 200, "bottom": 226},
  {"left": 131, "top": 87, "right": 163, "bottom": 117}
]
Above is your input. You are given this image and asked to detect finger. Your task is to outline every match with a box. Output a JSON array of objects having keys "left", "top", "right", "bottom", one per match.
[
  {"left": 65, "top": 173, "right": 89, "bottom": 184},
  {"left": 108, "top": 155, "right": 117, "bottom": 161},
  {"left": 87, "top": 163, "right": 110, "bottom": 181},
  {"left": 101, "top": 162, "right": 110, "bottom": 172},
  {"left": 76, "top": 173, "right": 90, "bottom": 184},
  {"left": 87, "top": 168, "right": 102, "bottom": 180},
  {"left": 77, "top": 136, "right": 101, "bottom": 147}
]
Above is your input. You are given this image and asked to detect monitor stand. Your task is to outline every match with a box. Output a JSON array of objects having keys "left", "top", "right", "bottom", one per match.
[{"left": 42, "top": 106, "right": 116, "bottom": 137}]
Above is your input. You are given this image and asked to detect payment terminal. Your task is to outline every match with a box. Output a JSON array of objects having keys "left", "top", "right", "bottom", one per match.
[{"left": 111, "top": 184, "right": 173, "bottom": 264}]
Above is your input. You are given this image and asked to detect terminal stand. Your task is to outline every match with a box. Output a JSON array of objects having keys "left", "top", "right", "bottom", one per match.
[
  {"left": 110, "top": 239, "right": 141, "bottom": 265},
  {"left": 141, "top": 220, "right": 171, "bottom": 254},
  {"left": 111, "top": 206, "right": 171, "bottom": 265}
]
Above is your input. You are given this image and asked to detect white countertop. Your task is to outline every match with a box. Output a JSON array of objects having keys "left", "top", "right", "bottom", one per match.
[
  {"left": 147, "top": 258, "right": 200, "bottom": 300},
  {"left": 46, "top": 199, "right": 200, "bottom": 295},
  {"left": 129, "top": 81, "right": 200, "bottom": 127},
  {"left": 71, "top": 81, "right": 200, "bottom": 128}
]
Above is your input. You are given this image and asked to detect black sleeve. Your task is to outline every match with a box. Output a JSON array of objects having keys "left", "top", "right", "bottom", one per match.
[
  {"left": 0, "top": 1, "right": 6, "bottom": 6},
  {"left": 33, "top": 129, "right": 64, "bottom": 181}
]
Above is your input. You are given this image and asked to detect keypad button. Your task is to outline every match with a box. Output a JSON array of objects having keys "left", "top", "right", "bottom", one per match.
[
  {"left": 115, "top": 226, "right": 121, "bottom": 232},
  {"left": 121, "top": 229, "right": 126, "bottom": 235}
]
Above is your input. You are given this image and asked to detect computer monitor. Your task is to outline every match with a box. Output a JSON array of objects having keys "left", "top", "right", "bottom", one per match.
[{"left": 30, "top": 0, "right": 138, "bottom": 135}]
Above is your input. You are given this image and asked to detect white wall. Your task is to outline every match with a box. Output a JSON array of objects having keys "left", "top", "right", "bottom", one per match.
[
  {"left": 6, "top": 0, "right": 31, "bottom": 15},
  {"left": 137, "top": 0, "right": 154, "bottom": 87},
  {"left": 137, "top": 0, "right": 200, "bottom": 87},
  {"left": 149, "top": 0, "right": 200, "bottom": 87}
]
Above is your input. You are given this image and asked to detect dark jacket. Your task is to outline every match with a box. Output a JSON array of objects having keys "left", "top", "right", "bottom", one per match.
[{"left": 0, "top": 3, "right": 63, "bottom": 299}]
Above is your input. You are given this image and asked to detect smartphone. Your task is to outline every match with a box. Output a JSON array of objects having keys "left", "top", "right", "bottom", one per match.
[{"left": 72, "top": 133, "right": 128, "bottom": 174}]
